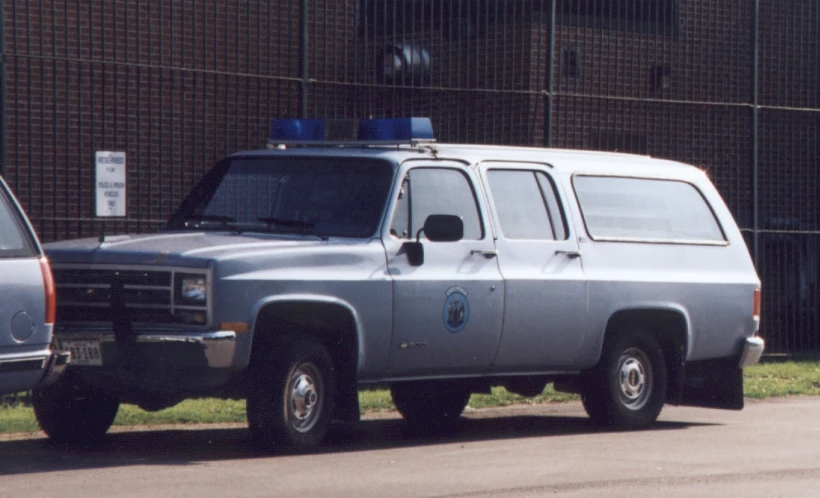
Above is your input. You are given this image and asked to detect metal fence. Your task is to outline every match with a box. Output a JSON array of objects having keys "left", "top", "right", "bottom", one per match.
[{"left": 1, "top": 0, "right": 818, "bottom": 354}]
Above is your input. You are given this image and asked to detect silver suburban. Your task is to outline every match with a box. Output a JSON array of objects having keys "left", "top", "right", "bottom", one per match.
[{"left": 36, "top": 119, "right": 764, "bottom": 449}]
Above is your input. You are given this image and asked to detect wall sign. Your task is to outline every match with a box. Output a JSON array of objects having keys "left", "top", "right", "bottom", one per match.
[{"left": 95, "top": 151, "right": 126, "bottom": 217}]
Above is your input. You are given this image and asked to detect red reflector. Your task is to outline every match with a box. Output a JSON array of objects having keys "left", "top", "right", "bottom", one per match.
[
  {"left": 752, "top": 288, "right": 761, "bottom": 319},
  {"left": 40, "top": 257, "right": 56, "bottom": 325}
]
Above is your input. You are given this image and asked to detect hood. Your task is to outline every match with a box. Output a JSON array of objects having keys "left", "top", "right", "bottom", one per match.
[{"left": 44, "top": 231, "right": 330, "bottom": 268}]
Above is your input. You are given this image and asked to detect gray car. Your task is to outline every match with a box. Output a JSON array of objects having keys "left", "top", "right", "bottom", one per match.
[{"left": 0, "top": 176, "right": 68, "bottom": 396}]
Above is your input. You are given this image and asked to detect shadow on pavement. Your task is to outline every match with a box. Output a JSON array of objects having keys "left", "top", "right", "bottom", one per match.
[{"left": 0, "top": 410, "right": 715, "bottom": 476}]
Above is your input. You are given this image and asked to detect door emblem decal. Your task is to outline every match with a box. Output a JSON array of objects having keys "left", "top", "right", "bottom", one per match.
[{"left": 443, "top": 286, "right": 470, "bottom": 333}]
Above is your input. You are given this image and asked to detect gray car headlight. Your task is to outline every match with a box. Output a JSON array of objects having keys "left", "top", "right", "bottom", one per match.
[{"left": 176, "top": 273, "right": 207, "bottom": 305}]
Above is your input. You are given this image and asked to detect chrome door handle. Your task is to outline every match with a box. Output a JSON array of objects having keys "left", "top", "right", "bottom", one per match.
[
  {"left": 555, "top": 250, "right": 582, "bottom": 259},
  {"left": 471, "top": 249, "right": 498, "bottom": 259}
]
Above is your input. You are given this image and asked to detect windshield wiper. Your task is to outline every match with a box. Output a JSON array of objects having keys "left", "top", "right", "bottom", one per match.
[
  {"left": 183, "top": 214, "right": 239, "bottom": 231},
  {"left": 257, "top": 217, "right": 316, "bottom": 230},
  {"left": 256, "top": 217, "right": 328, "bottom": 239}
]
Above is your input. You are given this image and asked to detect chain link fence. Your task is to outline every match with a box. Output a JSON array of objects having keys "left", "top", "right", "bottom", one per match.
[{"left": 1, "top": 0, "right": 818, "bottom": 354}]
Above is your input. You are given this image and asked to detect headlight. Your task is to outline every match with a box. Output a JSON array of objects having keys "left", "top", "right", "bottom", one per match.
[{"left": 175, "top": 273, "right": 207, "bottom": 305}]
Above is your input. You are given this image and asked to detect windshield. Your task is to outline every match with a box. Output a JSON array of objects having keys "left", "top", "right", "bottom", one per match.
[{"left": 167, "top": 156, "right": 395, "bottom": 238}]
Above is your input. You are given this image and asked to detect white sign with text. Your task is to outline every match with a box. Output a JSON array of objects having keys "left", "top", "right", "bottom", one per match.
[{"left": 95, "top": 151, "right": 126, "bottom": 217}]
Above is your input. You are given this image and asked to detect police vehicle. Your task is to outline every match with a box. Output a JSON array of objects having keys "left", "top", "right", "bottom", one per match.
[{"left": 36, "top": 118, "right": 765, "bottom": 450}]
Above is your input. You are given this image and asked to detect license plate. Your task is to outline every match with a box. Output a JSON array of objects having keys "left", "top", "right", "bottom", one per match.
[{"left": 58, "top": 339, "right": 102, "bottom": 366}]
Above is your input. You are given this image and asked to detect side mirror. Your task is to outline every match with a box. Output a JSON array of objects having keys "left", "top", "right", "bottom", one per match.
[
  {"left": 422, "top": 214, "right": 464, "bottom": 242},
  {"left": 401, "top": 214, "right": 464, "bottom": 267}
]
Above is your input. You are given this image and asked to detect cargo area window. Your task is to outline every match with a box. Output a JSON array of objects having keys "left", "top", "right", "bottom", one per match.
[
  {"left": 573, "top": 175, "right": 725, "bottom": 243},
  {"left": 486, "top": 170, "right": 568, "bottom": 241}
]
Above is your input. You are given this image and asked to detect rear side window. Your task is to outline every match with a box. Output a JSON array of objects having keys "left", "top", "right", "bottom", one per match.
[
  {"left": 573, "top": 176, "right": 725, "bottom": 243},
  {"left": 0, "top": 183, "right": 38, "bottom": 258},
  {"left": 486, "top": 170, "right": 568, "bottom": 240}
]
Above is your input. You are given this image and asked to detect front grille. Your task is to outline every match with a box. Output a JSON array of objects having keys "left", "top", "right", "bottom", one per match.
[{"left": 53, "top": 266, "right": 209, "bottom": 327}]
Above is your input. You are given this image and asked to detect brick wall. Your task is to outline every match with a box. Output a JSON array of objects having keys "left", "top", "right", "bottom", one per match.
[
  {"left": 2, "top": 0, "right": 818, "bottom": 240},
  {"left": 3, "top": 0, "right": 305, "bottom": 241},
  {"left": 524, "top": 1, "right": 757, "bottom": 220}
]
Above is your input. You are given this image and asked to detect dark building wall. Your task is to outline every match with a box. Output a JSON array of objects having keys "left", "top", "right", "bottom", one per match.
[
  {"left": 4, "top": 0, "right": 817, "bottom": 239},
  {"left": 317, "top": 1, "right": 539, "bottom": 145},
  {"left": 2, "top": 0, "right": 304, "bottom": 241},
  {"left": 757, "top": 0, "right": 820, "bottom": 230},
  {"left": 530, "top": 1, "right": 756, "bottom": 219}
]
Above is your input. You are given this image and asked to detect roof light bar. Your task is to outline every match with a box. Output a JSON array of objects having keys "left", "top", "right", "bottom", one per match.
[
  {"left": 358, "top": 118, "right": 434, "bottom": 141},
  {"left": 268, "top": 117, "right": 434, "bottom": 146},
  {"left": 269, "top": 119, "right": 325, "bottom": 142}
]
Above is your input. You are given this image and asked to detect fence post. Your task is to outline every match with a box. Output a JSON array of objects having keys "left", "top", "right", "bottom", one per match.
[
  {"left": 300, "top": 0, "right": 308, "bottom": 118},
  {"left": 751, "top": 0, "right": 760, "bottom": 267},
  {"left": 544, "top": 0, "right": 556, "bottom": 148},
  {"left": 0, "top": 0, "right": 6, "bottom": 177}
]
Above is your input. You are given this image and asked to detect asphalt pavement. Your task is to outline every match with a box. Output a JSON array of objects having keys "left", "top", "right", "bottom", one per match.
[{"left": 1, "top": 397, "right": 819, "bottom": 497}]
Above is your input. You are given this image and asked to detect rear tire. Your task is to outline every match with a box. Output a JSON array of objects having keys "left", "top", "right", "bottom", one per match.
[
  {"left": 32, "top": 376, "right": 120, "bottom": 445},
  {"left": 582, "top": 330, "right": 667, "bottom": 429},
  {"left": 390, "top": 381, "right": 471, "bottom": 429},
  {"left": 246, "top": 337, "right": 336, "bottom": 451}
]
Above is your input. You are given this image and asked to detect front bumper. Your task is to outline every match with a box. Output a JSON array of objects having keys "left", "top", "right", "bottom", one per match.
[
  {"left": 130, "top": 331, "right": 237, "bottom": 368},
  {"left": 57, "top": 330, "right": 237, "bottom": 369},
  {"left": 739, "top": 336, "right": 765, "bottom": 368},
  {"left": 54, "top": 329, "right": 238, "bottom": 395}
]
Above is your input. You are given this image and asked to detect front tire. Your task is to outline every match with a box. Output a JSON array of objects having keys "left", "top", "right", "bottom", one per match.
[
  {"left": 32, "top": 376, "right": 120, "bottom": 445},
  {"left": 247, "top": 337, "right": 336, "bottom": 451},
  {"left": 582, "top": 331, "right": 667, "bottom": 429}
]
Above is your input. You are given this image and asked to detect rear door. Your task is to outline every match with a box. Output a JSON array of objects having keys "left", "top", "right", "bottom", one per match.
[{"left": 478, "top": 163, "right": 589, "bottom": 369}]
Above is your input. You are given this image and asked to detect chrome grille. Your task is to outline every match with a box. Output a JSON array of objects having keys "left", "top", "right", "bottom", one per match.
[{"left": 52, "top": 266, "right": 209, "bottom": 327}]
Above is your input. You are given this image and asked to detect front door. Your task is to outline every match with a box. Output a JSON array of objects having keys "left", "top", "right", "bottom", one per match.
[
  {"left": 479, "top": 163, "right": 588, "bottom": 369},
  {"left": 384, "top": 162, "right": 504, "bottom": 377}
]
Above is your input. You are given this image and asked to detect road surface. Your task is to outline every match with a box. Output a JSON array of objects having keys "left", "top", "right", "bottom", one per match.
[{"left": 1, "top": 397, "right": 819, "bottom": 497}]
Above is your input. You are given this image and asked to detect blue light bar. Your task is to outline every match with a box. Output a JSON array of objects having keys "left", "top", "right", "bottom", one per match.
[
  {"left": 268, "top": 117, "right": 434, "bottom": 144},
  {"left": 358, "top": 118, "right": 434, "bottom": 141},
  {"left": 269, "top": 118, "right": 325, "bottom": 142}
]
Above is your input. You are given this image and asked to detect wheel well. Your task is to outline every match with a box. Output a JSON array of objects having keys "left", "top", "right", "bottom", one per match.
[
  {"left": 251, "top": 301, "right": 357, "bottom": 366},
  {"left": 603, "top": 308, "right": 688, "bottom": 403},
  {"left": 250, "top": 301, "right": 360, "bottom": 419}
]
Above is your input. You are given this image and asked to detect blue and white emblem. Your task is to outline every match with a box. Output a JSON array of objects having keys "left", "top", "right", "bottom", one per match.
[{"left": 443, "top": 286, "right": 470, "bottom": 333}]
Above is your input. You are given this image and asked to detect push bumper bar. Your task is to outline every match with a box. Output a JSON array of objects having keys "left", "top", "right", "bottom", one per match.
[{"left": 38, "top": 351, "right": 71, "bottom": 387}]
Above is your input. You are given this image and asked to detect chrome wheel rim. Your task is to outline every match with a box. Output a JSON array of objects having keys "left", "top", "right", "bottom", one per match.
[
  {"left": 616, "top": 348, "right": 652, "bottom": 411},
  {"left": 286, "top": 363, "right": 323, "bottom": 433}
]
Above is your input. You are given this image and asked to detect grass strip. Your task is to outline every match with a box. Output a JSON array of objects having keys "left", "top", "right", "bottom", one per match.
[
  {"left": 743, "top": 360, "right": 820, "bottom": 398},
  {"left": 1, "top": 361, "right": 819, "bottom": 434}
]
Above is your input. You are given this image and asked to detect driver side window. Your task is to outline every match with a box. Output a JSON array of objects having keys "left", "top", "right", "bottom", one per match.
[{"left": 390, "top": 168, "right": 483, "bottom": 240}]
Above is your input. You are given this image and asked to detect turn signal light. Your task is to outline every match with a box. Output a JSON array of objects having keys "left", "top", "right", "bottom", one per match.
[
  {"left": 40, "top": 257, "right": 56, "bottom": 325},
  {"left": 752, "top": 288, "right": 761, "bottom": 320}
]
